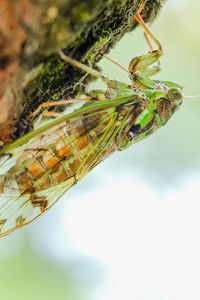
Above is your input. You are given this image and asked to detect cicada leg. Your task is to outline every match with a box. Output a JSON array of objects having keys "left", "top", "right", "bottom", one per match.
[
  {"left": 58, "top": 50, "right": 120, "bottom": 89},
  {"left": 134, "top": 1, "right": 163, "bottom": 52},
  {"left": 31, "top": 97, "right": 92, "bottom": 118},
  {"left": 31, "top": 96, "right": 92, "bottom": 128},
  {"left": 32, "top": 109, "right": 63, "bottom": 128},
  {"left": 58, "top": 50, "right": 111, "bottom": 84},
  {"left": 98, "top": 52, "right": 129, "bottom": 74},
  {"left": 129, "top": 0, "right": 163, "bottom": 82}
]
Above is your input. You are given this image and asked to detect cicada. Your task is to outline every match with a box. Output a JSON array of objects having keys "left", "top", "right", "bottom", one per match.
[{"left": 0, "top": 2, "right": 183, "bottom": 236}]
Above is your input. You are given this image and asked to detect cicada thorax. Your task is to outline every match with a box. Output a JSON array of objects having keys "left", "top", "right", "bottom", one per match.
[
  {"left": 115, "top": 99, "right": 155, "bottom": 150},
  {"left": 116, "top": 95, "right": 177, "bottom": 151}
]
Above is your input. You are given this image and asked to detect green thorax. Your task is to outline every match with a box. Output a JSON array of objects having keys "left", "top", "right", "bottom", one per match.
[{"left": 106, "top": 78, "right": 183, "bottom": 150}]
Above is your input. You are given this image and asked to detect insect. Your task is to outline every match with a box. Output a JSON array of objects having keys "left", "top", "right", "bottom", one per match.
[{"left": 0, "top": 1, "right": 183, "bottom": 236}]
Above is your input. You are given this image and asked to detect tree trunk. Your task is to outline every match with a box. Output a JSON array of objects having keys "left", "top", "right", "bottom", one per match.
[{"left": 0, "top": 0, "right": 165, "bottom": 147}]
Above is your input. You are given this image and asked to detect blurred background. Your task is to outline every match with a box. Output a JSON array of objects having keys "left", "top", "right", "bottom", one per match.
[{"left": 1, "top": 1, "right": 200, "bottom": 299}]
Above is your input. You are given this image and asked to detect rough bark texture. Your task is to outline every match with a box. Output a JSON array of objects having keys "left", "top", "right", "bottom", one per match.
[{"left": 0, "top": 0, "right": 165, "bottom": 147}]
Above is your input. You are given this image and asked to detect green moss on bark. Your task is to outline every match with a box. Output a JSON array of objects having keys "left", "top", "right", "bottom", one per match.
[{"left": 1, "top": 0, "right": 166, "bottom": 143}]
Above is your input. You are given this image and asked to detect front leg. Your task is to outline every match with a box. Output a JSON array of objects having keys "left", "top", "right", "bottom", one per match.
[
  {"left": 129, "top": 50, "right": 161, "bottom": 75},
  {"left": 129, "top": 1, "right": 163, "bottom": 86}
]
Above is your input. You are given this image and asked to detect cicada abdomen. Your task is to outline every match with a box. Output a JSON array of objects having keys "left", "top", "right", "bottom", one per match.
[{"left": 0, "top": 98, "right": 138, "bottom": 235}]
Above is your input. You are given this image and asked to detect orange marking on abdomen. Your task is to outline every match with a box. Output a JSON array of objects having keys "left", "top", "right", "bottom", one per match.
[
  {"left": 75, "top": 135, "right": 90, "bottom": 150},
  {"left": 28, "top": 164, "right": 43, "bottom": 177},
  {"left": 58, "top": 145, "right": 71, "bottom": 157},
  {"left": 46, "top": 156, "right": 59, "bottom": 169}
]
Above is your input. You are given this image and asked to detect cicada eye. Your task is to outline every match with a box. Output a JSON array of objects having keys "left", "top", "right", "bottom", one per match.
[
  {"left": 167, "top": 88, "right": 183, "bottom": 106},
  {"left": 157, "top": 98, "right": 172, "bottom": 122}
]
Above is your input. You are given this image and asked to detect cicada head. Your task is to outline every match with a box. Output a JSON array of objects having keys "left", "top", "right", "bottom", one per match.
[
  {"left": 142, "top": 80, "right": 183, "bottom": 127},
  {"left": 116, "top": 80, "right": 184, "bottom": 150},
  {"left": 161, "top": 80, "right": 183, "bottom": 104}
]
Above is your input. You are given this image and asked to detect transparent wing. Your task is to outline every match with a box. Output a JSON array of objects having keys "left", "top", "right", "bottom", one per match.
[
  {"left": 0, "top": 99, "right": 133, "bottom": 236},
  {"left": 0, "top": 179, "right": 75, "bottom": 236}
]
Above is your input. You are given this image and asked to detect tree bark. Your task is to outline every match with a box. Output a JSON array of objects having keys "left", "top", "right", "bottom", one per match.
[{"left": 0, "top": 0, "right": 165, "bottom": 147}]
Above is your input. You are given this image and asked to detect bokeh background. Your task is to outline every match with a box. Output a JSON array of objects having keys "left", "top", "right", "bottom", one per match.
[{"left": 1, "top": 1, "right": 200, "bottom": 299}]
